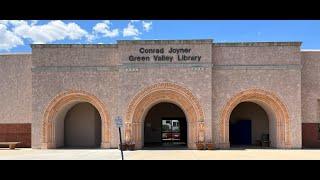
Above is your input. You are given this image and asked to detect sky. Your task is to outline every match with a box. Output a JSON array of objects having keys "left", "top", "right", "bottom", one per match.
[{"left": 0, "top": 20, "right": 319, "bottom": 53}]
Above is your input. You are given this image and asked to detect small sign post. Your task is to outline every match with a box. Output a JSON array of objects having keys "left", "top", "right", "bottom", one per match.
[{"left": 115, "top": 116, "right": 124, "bottom": 160}]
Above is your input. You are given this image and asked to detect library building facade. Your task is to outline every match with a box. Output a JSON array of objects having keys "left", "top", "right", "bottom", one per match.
[{"left": 1, "top": 39, "right": 320, "bottom": 150}]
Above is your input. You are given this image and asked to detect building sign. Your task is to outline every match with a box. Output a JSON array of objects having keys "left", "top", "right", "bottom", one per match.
[
  {"left": 128, "top": 47, "right": 202, "bottom": 62},
  {"left": 115, "top": 116, "right": 123, "bottom": 128}
]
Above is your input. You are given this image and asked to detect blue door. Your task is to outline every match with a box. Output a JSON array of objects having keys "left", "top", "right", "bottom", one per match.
[{"left": 230, "top": 120, "right": 252, "bottom": 145}]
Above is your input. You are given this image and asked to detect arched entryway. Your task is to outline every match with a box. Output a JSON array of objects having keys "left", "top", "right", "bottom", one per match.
[
  {"left": 125, "top": 83, "right": 205, "bottom": 149},
  {"left": 229, "top": 102, "right": 269, "bottom": 148},
  {"left": 64, "top": 102, "right": 102, "bottom": 148},
  {"left": 144, "top": 102, "right": 188, "bottom": 148},
  {"left": 42, "top": 90, "right": 111, "bottom": 149},
  {"left": 220, "top": 89, "right": 291, "bottom": 149}
]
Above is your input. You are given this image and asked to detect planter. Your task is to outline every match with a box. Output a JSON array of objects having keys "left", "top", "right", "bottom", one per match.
[
  {"left": 206, "top": 143, "right": 214, "bottom": 150},
  {"left": 196, "top": 143, "right": 205, "bottom": 150},
  {"left": 127, "top": 144, "right": 135, "bottom": 151},
  {"left": 118, "top": 144, "right": 127, "bottom": 151}
]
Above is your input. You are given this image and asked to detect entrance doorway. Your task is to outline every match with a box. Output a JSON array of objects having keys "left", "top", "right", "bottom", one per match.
[
  {"left": 229, "top": 102, "right": 270, "bottom": 148},
  {"left": 144, "top": 102, "right": 187, "bottom": 149},
  {"left": 161, "top": 118, "right": 187, "bottom": 146},
  {"left": 56, "top": 102, "right": 102, "bottom": 148},
  {"left": 230, "top": 120, "right": 252, "bottom": 145}
]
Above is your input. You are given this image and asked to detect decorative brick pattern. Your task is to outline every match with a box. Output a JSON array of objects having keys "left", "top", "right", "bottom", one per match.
[
  {"left": 219, "top": 89, "right": 291, "bottom": 148},
  {"left": 125, "top": 82, "right": 205, "bottom": 149}
]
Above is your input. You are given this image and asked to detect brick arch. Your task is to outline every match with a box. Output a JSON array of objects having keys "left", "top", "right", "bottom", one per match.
[
  {"left": 125, "top": 82, "right": 205, "bottom": 149},
  {"left": 42, "top": 90, "right": 111, "bottom": 149},
  {"left": 220, "top": 89, "right": 291, "bottom": 148}
]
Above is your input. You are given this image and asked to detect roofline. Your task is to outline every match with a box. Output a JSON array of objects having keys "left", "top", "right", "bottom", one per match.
[
  {"left": 301, "top": 49, "right": 320, "bottom": 52},
  {"left": 117, "top": 39, "right": 213, "bottom": 44},
  {"left": 29, "top": 40, "right": 304, "bottom": 48},
  {"left": 214, "top": 42, "right": 302, "bottom": 47},
  {"left": 0, "top": 52, "right": 31, "bottom": 55},
  {"left": 30, "top": 44, "right": 118, "bottom": 48}
]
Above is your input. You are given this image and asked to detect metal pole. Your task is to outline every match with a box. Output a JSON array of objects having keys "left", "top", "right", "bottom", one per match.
[{"left": 119, "top": 127, "right": 124, "bottom": 160}]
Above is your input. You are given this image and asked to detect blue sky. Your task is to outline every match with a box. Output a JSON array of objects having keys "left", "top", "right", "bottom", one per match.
[{"left": 0, "top": 20, "right": 319, "bottom": 53}]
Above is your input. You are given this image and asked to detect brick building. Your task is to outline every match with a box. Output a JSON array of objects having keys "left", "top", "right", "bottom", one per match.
[{"left": 0, "top": 39, "right": 319, "bottom": 149}]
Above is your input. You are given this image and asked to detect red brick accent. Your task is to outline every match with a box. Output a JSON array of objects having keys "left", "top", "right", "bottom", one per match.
[
  {"left": 0, "top": 124, "right": 31, "bottom": 148},
  {"left": 302, "top": 123, "right": 320, "bottom": 148}
]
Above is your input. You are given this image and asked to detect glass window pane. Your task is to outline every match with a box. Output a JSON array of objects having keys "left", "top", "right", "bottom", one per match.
[
  {"left": 172, "top": 120, "right": 180, "bottom": 132},
  {"left": 162, "top": 120, "right": 171, "bottom": 132}
]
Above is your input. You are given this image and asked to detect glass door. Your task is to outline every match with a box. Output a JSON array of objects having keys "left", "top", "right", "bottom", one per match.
[{"left": 161, "top": 119, "right": 181, "bottom": 144}]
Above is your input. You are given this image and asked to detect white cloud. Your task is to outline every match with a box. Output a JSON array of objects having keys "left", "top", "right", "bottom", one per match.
[
  {"left": 8, "top": 20, "right": 28, "bottom": 27},
  {"left": 123, "top": 22, "right": 141, "bottom": 37},
  {"left": 30, "top": 20, "right": 38, "bottom": 25},
  {"left": 0, "top": 24, "right": 24, "bottom": 51},
  {"left": 13, "top": 20, "right": 88, "bottom": 44},
  {"left": 93, "top": 21, "right": 119, "bottom": 38},
  {"left": 102, "top": 20, "right": 111, "bottom": 24},
  {"left": 1, "top": 20, "right": 38, "bottom": 27},
  {"left": 133, "top": 37, "right": 141, "bottom": 40},
  {"left": 0, "top": 20, "right": 9, "bottom": 25},
  {"left": 142, "top": 21, "right": 152, "bottom": 32},
  {"left": 86, "top": 34, "right": 95, "bottom": 42},
  {"left": 0, "top": 20, "right": 152, "bottom": 51},
  {"left": 0, "top": 20, "right": 34, "bottom": 27}
]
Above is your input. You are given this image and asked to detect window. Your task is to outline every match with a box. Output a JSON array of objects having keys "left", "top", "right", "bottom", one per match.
[{"left": 173, "top": 121, "right": 178, "bottom": 127}]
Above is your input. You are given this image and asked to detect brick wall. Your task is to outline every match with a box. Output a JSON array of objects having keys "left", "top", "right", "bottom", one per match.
[
  {"left": 302, "top": 123, "right": 320, "bottom": 148},
  {"left": 0, "top": 124, "right": 31, "bottom": 148},
  {"left": 0, "top": 55, "right": 32, "bottom": 124},
  {"left": 301, "top": 51, "right": 320, "bottom": 124}
]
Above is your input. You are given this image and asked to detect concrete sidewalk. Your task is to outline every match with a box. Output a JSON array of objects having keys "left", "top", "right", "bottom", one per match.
[{"left": 1, "top": 148, "right": 320, "bottom": 160}]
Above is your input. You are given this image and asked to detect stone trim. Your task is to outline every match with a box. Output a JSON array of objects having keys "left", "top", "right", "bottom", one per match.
[
  {"left": 301, "top": 49, "right": 320, "bottom": 52},
  {"left": 118, "top": 39, "right": 213, "bottom": 44},
  {"left": 0, "top": 53, "right": 31, "bottom": 55},
  {"left": 212, "top": 64, "right": 302, "bottom": 70},
  {"left": 41, "top": 90, "right": 111, "bottom": 149},
  {"left": 31, "top": 64, "right": 301, "bottom": 72},
  {"left": 31, "top": 44, "right": 118, "bottom": 48},
  {"left": 32, "top": 66, "right": 119, "bottom": 72},
  {"left": 219, "top": 89, "right": 291, "bottom": 149}
]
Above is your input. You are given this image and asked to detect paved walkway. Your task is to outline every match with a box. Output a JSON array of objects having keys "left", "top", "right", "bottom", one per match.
[{"left": 1, "top": 148, "right": 320, "bottom": 160}]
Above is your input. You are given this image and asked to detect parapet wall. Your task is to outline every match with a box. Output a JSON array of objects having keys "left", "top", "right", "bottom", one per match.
[{"left": 212, "top": 42, "right": 302, "bottom": 65}]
